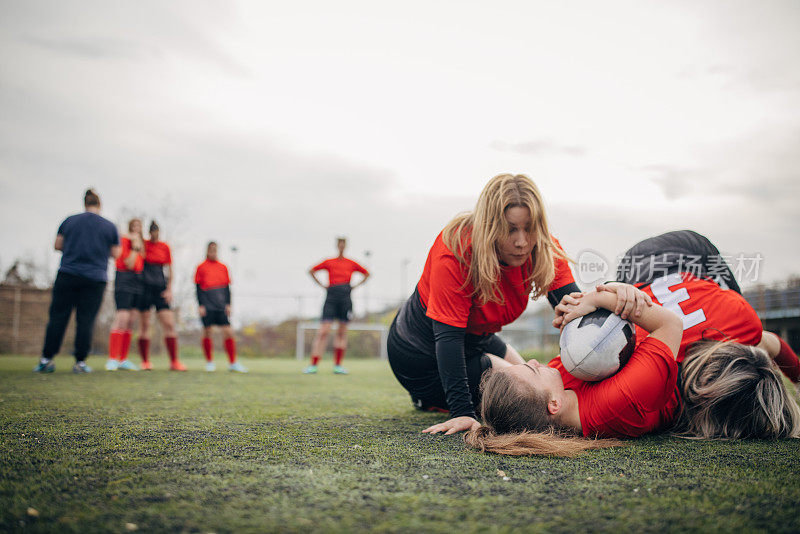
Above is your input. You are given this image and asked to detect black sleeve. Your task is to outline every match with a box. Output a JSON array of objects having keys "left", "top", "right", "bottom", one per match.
[
  {"left": 483, "top": 334, "right": 508, "bottom": 358},
  {"left": 196, "top": 284, "right": 206, "bottom": 306},
  {"left": 223, "top": 285, "right": 231, "bottom": 305},
  {"left": 432, "top": 320, "right": 476, "bottom": 420},
  {"left": 547, "top": 281, "right": 581, "bottom": 308}
]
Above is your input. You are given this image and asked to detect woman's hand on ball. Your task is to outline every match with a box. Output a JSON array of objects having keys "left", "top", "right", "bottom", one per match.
[
  {"left": 553, "top": 292, "right": 584, "bottom": 329},
  {"left": 595, "top": 282, "right": 653, "bottom": 320},
  {"left": 560, "top": 293, "right": 600, "bottom": 326},
  {"left": 422, "top": 416, "right": 480, "bottom": 435}
]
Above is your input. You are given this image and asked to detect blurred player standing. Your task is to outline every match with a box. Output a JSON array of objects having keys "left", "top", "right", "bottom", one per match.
[
  {"left": 35, "top": 189, "right": 120, "bottom": 373},
  {"left": 106, "top": 218, "right": 145, "bottom": 371},
  {"left": 195, "top": 242, "right": 247, "bottom": 373},
  {"left": 305, "top": 237, "right": 370, "bottom": 374},
  {"left": 136, "top": 221, "right": 186, "bottom": 371}
]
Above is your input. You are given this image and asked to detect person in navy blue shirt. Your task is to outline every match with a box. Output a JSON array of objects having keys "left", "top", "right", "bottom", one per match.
[{"left": 35, "top": 189, "right": 120, "bottom": 373}]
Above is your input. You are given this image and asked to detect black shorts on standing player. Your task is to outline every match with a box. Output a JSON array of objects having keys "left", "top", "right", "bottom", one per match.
[
  {"left": 136, "top": 285, "right": 170, "bottom": 312},
  {"left": 321, "top": 284, "right": 353, "bottom": 322},
  {"left": 201, "top": 310, "right": 230, "bottom": 328},
  {"left": 114, "top": 271, "right": 143, "bottom": 310}
]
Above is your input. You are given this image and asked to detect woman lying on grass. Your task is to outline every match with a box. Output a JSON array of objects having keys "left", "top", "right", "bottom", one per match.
[
  {"left": 466, "top": 285, "right": 800, "bottom": 456},
  {"left": 465, "top": 286, "right": 686, "bottom": 456}
]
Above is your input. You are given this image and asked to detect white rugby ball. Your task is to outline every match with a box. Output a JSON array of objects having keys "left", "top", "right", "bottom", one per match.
[{"left": 559, "top": 308, "right": 636, "bottom": 381}]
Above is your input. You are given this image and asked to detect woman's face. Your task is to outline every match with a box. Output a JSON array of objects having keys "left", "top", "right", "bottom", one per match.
[
  {"left": 504, "top": 359, "right": 564, "bottom": 397},
  {"left": 130, "top": 220, "right": 142, "bottom": 235},
  {"left": 496, "top": 206, "right": 534, "bottom": 267},
  {"left": 150, "top": 228, "right": 160, "bottom": 242}
]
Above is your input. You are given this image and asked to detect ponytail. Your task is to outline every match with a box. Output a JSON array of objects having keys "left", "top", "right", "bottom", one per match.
[{"left": 464, "top": 426, "right": 622, "bottom": 457}]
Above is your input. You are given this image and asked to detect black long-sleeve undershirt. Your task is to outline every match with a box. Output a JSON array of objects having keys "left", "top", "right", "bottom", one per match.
[
  {"left": 432, "top": 320, "right": 475, "bottom": 419},
  {"left": 547, "top": 282, "right": 581, "bottom": 308}
]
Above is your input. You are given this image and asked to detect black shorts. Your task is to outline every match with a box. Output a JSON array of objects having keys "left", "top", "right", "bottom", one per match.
[
  {"left": 201, "top": 309, "right": 230, "bottom": 327},
  {"left": 136, "top": 285, "right": 170, "bottom": 312},
  {"left": 387, "top": 317, "right": 495, "bottom": 412},
  {"left": 114, "top": 289, "right": 141, "bottom": 310},
  {"left": 114, "top": 271, "right": 143, "bottom": 310},
  {"left": 321, "top": 284, "right": 352, "bottom": 322},
  {"left": 616, "top": 230, "right": 741, "bottom": 294}
]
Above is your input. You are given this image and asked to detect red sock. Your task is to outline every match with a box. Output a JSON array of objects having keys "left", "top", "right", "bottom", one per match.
[
  {"left": 138, "top": 338, "right": 150, "bottom": 363},
  {"left": 202, "top": 337, "right": 213, "bottom": 362},
  {"left": 121, "top": 330, "right": 132, "bottom": 361},
  {"left": 224, "top": 337, "right": 236, "bottom": 364},
  {"left": 109, "top": 330, "right": 122, "bottom": 360},
  {"left": 311, "top": 354, "right": 321, "bottom": 366},
  {"left": 334, "top": 347, "right": 345, "bottom": 366},
  {"left": 165, "top": 336, "right": 178, "bottom": 363},
  {"left": 774, "top": 337, "right": 800, "bottom": 383}
]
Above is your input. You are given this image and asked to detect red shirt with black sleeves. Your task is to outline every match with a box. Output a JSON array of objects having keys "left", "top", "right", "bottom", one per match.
[
  {"left": 417, "top": 232, "right": 574, "bottom": 335},
  {"left": 549, "top": 336, "right": 681, "bottom": 438},
  {"left": 115, "top": 237, "right": 144, "bottom": 273},
  {"left": 194, "top": 260, "right": 230, "bottom": 290},
  {"left": 634, "top": 273, "right": 763, "bottom": 363},
  {"left": 195, "top": 259, "right": 231, "bottom": 311},
  {"left": 311, "top": 257, "right": 369, "bottom": 287}
]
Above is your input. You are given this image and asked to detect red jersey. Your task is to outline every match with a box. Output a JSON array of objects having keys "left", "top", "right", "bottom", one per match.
[
  {"left": 194, "top": 259, "right": 230, "bottom": 290},
  {"left": 115, "top": 237, "right": 144, "bottom": 273},
  {"left": 549, "top": 337, "right": 681, "bottom": 438},
  {"left": 635, "top": 273, "right": 763, "bottom": 363},
  {"left": 144, "top": 241, "right": 171, "bottom": 265},
  {"left": 417, "top": 232, "right": 574, "bottom": 335},
  {"left": 311, "top": 257, "right": 369, "bottom": 286}
]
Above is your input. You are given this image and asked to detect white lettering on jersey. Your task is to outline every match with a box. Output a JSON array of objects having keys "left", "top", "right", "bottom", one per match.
[{"left": 649, "top": 273, "right": 707, "bottom": 330}]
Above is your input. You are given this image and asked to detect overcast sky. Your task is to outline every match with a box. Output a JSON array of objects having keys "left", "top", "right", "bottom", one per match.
[{"left": 1, "top": 0, "right": 798, "bottom": 322}]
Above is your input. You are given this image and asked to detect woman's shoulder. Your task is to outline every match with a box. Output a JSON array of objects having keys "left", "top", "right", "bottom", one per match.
[{"left": 434, "top": 228, "right": 473, "bottom": 262}]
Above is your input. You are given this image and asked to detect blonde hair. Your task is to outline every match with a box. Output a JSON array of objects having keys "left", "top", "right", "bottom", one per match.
[
  {"left": 442, "top": 174, "right": 564, "bottom": 304},
  {"left": 676, "top": 341, "right": 800, "bottom": 439},
  {"left": 463, "top": 368, "right": 623, "bottom": 457},
  {"left": 128, "top": 218, "right": 142, "bottom": 234}
]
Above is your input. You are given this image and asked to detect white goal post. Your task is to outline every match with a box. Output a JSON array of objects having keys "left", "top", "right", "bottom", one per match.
[{"left": 295, "top": 321, "right": 389, "bottom": 361}]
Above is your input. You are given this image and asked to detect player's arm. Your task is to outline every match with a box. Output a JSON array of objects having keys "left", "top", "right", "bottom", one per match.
[
  {"left": 351, "top": 271, "right": 370, "bottom": 289},
  {"left": 561, "top": 288, "right": 682, "bottom": 357},
  {"left": 757, "top": 331, "right": 780, "bottom": 358},
  {"left": 110, "top": 245, "right": 121, "bottom": 259},
  {"left": 223, "top": 285, "right": 232, "bottom": 316},
  {"left": 122, "top": 238, "right": 141, "bottom": 270},
  {"left": 546, "top": 237, "right": 580, "bottom": 308},
  {"left": 421, "top": 320, "right": 481, "bottom": 435},
  {"left": 758, "top": 330, "right": 800, "bottom": 383},
  {"left": 553, "top": 283, "right": 653, "bottom": 329},
  {"left": 162, "top": 264, "right": 173, "bottom": 303},
  {"left": 196, "top": 285, "right": 207, "bottom": 316},
  {"left": 547, "top": 282, "right": 581, "bottom": 308},
  {"left": 54, "top": 234, "right": 64, "bottom": 251},
  {"left": 482, "top": 334, "right": 524, "bottom": 365},
  {"left": 308, "top": 268, "right": 326, "bottom": 288}
]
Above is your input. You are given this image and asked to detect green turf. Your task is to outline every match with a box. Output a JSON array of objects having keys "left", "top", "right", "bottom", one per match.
[{"left": 1, "top": 355, "right": 799, "bottom": 533}]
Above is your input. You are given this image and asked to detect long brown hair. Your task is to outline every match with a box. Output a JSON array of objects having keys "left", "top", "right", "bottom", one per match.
[
  {"left": 442, "top": 174, "right": 565, "bottom": 305},
  {"left": 676, "top": 341, "right": 800, "bottom": 439},
  {"left": 463, "top": 368, "right": 623, "bottom": 457}
]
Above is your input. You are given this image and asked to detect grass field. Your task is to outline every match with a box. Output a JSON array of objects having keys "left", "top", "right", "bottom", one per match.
[{"left": 1, "top": 354, "right": 799, "bottom": 533}]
